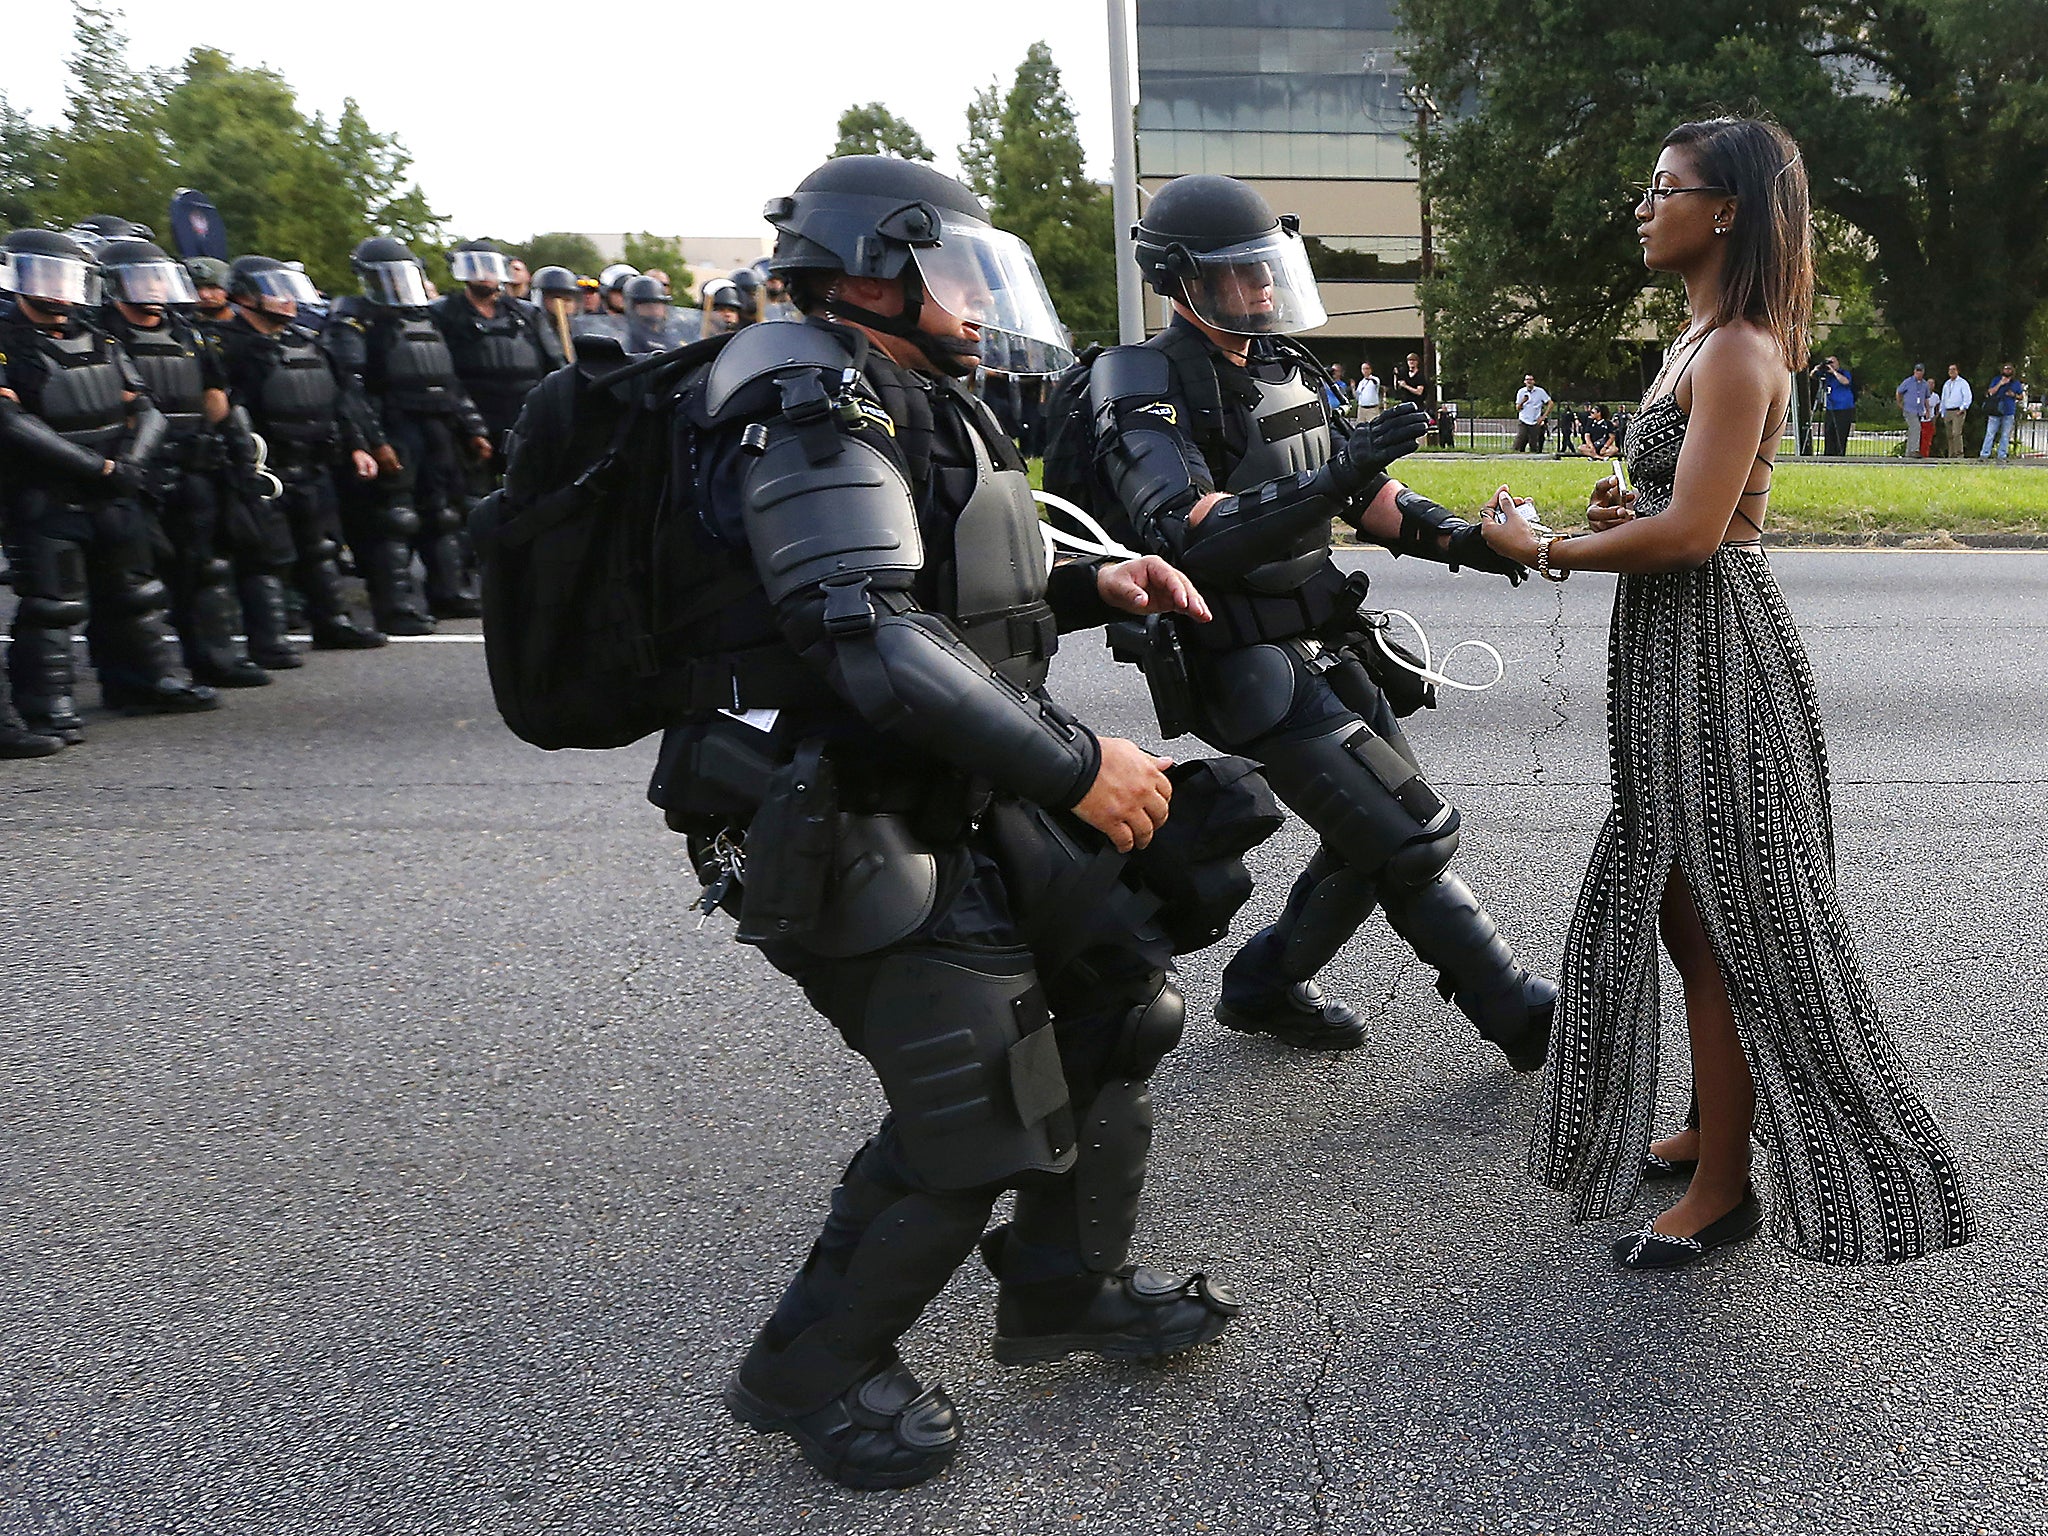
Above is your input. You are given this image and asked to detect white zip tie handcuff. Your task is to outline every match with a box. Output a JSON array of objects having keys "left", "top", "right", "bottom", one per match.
[{"left": 1035, "top": 488, "right": 1506, "bottom": 695}]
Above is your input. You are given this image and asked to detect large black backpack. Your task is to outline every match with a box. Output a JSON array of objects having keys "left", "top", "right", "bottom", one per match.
[{"left": 471, "top": 334, "right": 742, "bottom": 751}]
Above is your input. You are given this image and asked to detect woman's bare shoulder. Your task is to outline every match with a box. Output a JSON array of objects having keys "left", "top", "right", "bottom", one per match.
[{"left": 1699, "top": 322, "right": 1788, "bottom": 378}]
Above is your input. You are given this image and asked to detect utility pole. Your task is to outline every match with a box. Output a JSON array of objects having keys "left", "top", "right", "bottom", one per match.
[
  {"left": 1404, "top": 83, "right": 1442, "bottom": 402},
  {"left": 1107, "top": 0, "right": 1145, "bottom": 344}
]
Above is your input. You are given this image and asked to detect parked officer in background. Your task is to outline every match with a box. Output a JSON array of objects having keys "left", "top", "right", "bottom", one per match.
[
  {"left": 1, "top": 228, "right": 218, "bottom": 745},
  {"left": 324, "top": 236, "right": 491, "bottom": 630},
  {"left": 218, "top": 255, "right": 386, "bottom": 650},
  {"left": 1083, "top": 174, "right": 1554, "bottom": 1068},
  {"left": 628, "top": 156, "right": 1242, "bottom": 1489},
  {"left": 431, "top": 238, "right": 552, "bottom": 475},
  {"left": 97, "top": 237, "right": 286, "bottom": 686}
]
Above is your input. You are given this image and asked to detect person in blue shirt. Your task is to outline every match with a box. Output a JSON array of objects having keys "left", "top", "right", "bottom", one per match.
[
  {"left": 1820, "top": 353, "right": 1855, "bottom": 455},
  {"left": 1980, "top": 363, "right": 2025, "bottom": 462}
]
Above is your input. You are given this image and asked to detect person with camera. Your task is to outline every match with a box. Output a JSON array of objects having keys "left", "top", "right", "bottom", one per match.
[{"left": 1817, "top": 352, "right": 1855, "bottom": 455}]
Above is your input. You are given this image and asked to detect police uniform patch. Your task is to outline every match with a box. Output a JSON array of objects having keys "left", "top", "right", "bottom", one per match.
[{"left": 1137, "top": 401, "right": 1178, "bottom": 425}]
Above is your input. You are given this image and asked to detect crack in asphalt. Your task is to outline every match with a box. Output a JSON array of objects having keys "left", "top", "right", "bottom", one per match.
[
  {"left": 1530, "top": 584, "right": 1571, "bottom": 786},
  {"left": 1301, "top": 1263, "right": 1342, "bottom": 1536}
]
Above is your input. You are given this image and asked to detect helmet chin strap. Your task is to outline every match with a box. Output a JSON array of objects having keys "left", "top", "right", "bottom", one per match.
[{"left": 824, "top": 269, "right": 980, "bottom": 378}]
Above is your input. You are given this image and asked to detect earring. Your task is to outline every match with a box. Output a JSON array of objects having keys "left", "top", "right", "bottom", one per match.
[{"left": 1714, "top": 224, "right": 1729, "bottom": 235}]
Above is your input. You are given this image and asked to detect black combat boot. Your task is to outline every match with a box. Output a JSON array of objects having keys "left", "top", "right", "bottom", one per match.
[
  {"left": 0, "top": 667, "right": 63, "bottom": 758},
  {"left": 1214, "top": 849, "right": 1376, "bottom": 1049},
  {"left": 979, "top": 1227, "right": 1240, "bottom": 1366},
  {"left": 238, "top": 573, "right": 304, "bottom": 669},
  {"left": 184, "top": 579, "right": 271, "bottom": 688},
  {"left": 364, "top": 541, "right": 434, "bottom": 637},
  {"left": 725, "top": 1345, "right": 962, "bottom": 1491}
]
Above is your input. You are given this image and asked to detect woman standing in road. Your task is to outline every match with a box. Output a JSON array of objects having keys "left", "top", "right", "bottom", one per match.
[{"left": 1480, "top": 117, "right": 1972, "bottom": 1268}]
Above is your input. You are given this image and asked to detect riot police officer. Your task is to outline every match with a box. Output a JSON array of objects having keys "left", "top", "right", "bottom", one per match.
[
  {"left": 1084, "top": 174, "right": 1555, "bottom": 1066},
  {"left": 431, "top": 239, "right": 552, "bottom": 470},
  {"left": 324, "top": 236, "right": 491, "bottom": 629},
  {"left": 697, "top": 279, "right": 745, "bottom": 338},
  {"left": 0, "top": 229, "right": 218, "bottom": 742},
  {"left": 217, "top": 255, "right": 386, "bottom": 650},
  {"left": 97, "top": 238, "right": 281, "bottom": 685},
  {"left": 725, "top": 264, "right": 764, "bottom": 327},
  {"left": 528, "top": 265, "right": 582, "bottom": 366},
  {"left": 568, "top": 264, "right": 634, "bottom": 344},
  {"left": 184, "top": 257, "right": 234, "bottom": 332},
  {"left": 618, "top": 274, "right": 688, "bottom": 354},
  {"left": 618, "top": 157, "right": 1242, "bottom": 1488}
]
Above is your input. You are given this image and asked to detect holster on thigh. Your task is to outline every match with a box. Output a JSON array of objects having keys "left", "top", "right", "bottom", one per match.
[{"left": 857, "top": 946, "right": 1077, "bottom": 1190}]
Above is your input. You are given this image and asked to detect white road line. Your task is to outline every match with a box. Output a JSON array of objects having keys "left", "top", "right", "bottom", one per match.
[{"left": 283, "top": 634, "right": 486, "bottom": 643}]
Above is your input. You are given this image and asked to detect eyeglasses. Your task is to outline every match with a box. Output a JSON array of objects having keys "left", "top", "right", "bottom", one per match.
[{"left": 1633, "top": 185, "right": 1733, "bottom": 207}]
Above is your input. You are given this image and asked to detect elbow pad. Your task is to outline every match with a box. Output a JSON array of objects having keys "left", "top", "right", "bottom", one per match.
[
  {"left": 1174, "top": 463, "right": 1346, "bottom": 582},
  {"left": 122, "top": 401, "right": 167, "bottom": 468},
  {"left": 0, "top": 395, "right": 114, "bottom": 481},
  {"left": 1089, "top": 345, "right": 1208, "bottom": 555}
]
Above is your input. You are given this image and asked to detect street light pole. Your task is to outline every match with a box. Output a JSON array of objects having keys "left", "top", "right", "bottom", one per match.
[
  {"left": 1404, "top": 84, "right": 1441, "bottom": 404},
  {"left": 1107, "top": 0, "right": 1145, "bottom": 345}
]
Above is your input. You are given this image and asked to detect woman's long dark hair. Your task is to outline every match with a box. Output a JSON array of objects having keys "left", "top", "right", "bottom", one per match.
[{"left": 1663, "top": 117, "right": 1813, "bottom": 370}]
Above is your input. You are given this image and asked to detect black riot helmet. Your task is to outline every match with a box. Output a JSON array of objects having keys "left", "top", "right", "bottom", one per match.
[
  {"left": 67, "top": 213, "right": 152, "bottom": 257},
  {"left": 763, "top": 154, "right": 1073, "bottom": 376},
  {"left": 97, "top": 237, "right": 199, "bottom": 314},
  {"left": 351, "top": 235, "right": 431, "bottom": 308},
  {"left": 530, "top": 264, "right": 580, "bottom": 300},
  {"left": 1, "top": 228, "right": 99, "bottom": 316},
  {"left": 228, "top": 254, "right": 321, "bottom": 317},
  {"left": 449, "top": 237, "right": 510, "bottom": 288},
  {"left": 622, "top": 273, "right": 669, "bottom": 310},
  {"left": 1133, "top": 174, "right": 1327, "bottom": 337}
]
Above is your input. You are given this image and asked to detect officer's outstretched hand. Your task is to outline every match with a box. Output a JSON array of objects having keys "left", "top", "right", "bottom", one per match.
[
  {"left": 1328, "top": 401, "right": 1429, "bottom": 493},
  {"left": 1072, "top": 737, "right": 1174, "bottom": 852},
  {"left": 1096, "top": 555, "right": 1213, "bottom": 623}
]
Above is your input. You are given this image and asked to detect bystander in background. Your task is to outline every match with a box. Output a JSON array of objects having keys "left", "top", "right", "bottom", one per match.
[
  {"left": 1896, "top": 364, "right": 1932, "bottom": 457},
  {"left": 1322, "top": 362, "right": 1355, "bottom": 418},
  {"left": 1940, "top": 363, "right": 1973, "bottom": 457},
  {"left": 1820, "top": 354, "right": 1855, "bottom": 455},
  {"left": 1514, "top": 373, "right": 1553, "bottom": 452},
  {"left": 1355, "top": 361, "right": 1383, "bottom": 422},
  {"left": 1980, "top": 363, "right": 2024, "bottom": 463}
]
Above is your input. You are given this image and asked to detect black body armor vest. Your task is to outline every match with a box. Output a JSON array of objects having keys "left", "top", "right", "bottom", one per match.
[
  {"left": 25, "top": 328, "right": 130, "bottom": 454},
  {"left": 373, "top": 310, "right": 463, "bottom": 411},
  {"left": 117, "top": 319, "right": 209, "bottom": 440},
  {"left": 442, "top": 300, "right": 546, "bottom": 401},
  {"left": 256, "top": 328, "right": 343, "bottom": 447}
]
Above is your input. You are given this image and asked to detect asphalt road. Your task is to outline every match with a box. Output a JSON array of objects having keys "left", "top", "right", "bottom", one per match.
[{"left": 4, "top": 551, "right": 2045, "bottom": 1536}]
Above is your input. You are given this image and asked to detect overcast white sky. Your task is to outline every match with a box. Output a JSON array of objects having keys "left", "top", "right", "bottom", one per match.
[{"left": 5, "top": 0, "right": 1129, "bottom": 241}]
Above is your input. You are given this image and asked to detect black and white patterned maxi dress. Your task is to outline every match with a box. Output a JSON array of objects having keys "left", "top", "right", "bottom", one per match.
[{"left": 1528, "top": 384, "right": 1973, "bottom": 1265}]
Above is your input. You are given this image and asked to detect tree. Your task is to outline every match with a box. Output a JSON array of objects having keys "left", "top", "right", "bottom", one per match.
[
  {"left": 1400, "top": 0, "right": 2048, "bottom": 398},
  {"left": 624, "top": 232, "right": 697, "bottom": 305},
  {"left": 961, "top": 43, "right": 1117, "bottom": 348},
  {"left": 41, "top": 2, "right": 177, "bottom": 229},
  {"left": 511, "top": 231, "right": 605, "bottom": 276},
  {"left": 832, "top": 102, "right": 934, "bottom": 162},
  {"left": 0, "top": 94, "right": 60, "bottom": 229}
]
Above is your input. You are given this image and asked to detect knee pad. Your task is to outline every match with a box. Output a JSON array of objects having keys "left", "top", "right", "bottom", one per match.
[
  {"left": 307, "top": 537, "right": 341, "bottom": 564},
  {"left": 859, "top": 947, "right": 1076, "bottom": 1190},
  {"left": 200, "top": 556, "right": 234, "bottom": 586},
  {"left": 376, "top": 501, "right": 421, "bottom": 540},
  {"left": 431, "top": 503, "right": 465, "bottom": 535},
  {"left": 120, "top": 577, "right": 171, "bottom": 616},
  {"left": 1110, "top": 974, "right": 1184, "bottom": 1079},
  {"left": 18, "top": 594, "right": 88, "bottom": 629},
  {"left": 1261, "top": 720, "right": 1461, "bottom": 891}
]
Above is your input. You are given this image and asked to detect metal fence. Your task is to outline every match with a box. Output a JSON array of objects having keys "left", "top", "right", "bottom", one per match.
[{"left": 1428, "top": 411, "right": 2047, "bottom": 461}]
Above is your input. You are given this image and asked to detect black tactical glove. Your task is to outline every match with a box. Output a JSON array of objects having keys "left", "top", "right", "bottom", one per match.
[
  {"left": 1446, "top": 522, "right": 1527, "bottom": 584},
  {"left": 1324, "top": 401, "right": 1430, "bottom": 495},
  {"left": 102, "top": 460, "right": 146, "bottom": 497}
]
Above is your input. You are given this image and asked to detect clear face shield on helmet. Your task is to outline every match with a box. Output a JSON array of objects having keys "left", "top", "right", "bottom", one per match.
[
  {"left": 450, "top": 249, "right": 510, "bottom": 286},
  {"left": 1, "top": 251, "right": 99, "bottom": 309},
  {"left": 360, "top": 259, "right": 431, "bottom": 307},
  {"left": 243, "top": 266, "right": 320, "bottom": 316},
  {"left": 910, "top": 212, "right": 1074, "bottom": 377},
  {"left": 105, "top": 260, "right": 199, "bottom": 309},
  {"left": 1175, "top": 224, "right": 1327, "bottom": 337}
]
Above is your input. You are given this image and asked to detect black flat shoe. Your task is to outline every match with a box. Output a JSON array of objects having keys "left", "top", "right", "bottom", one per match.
[
  {"left": 1641, "top": 1149, "right": 1699, "bottom": 1180},
  {"left": 724, "top": 1351, "right": 961, "bottom": 1492},
  {"left": 1612, "top": 1185, "right": 1763, "bottom": 1270},
  {"left": 1215, "top": 981, "right": 1365, "bottom": 1050}
]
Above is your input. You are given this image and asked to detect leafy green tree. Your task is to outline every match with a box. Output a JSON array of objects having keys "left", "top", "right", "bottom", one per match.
[
  {"left": 0, "top": 94, "right": 61, "bottom": 229},
  {"left": 328, "top": 98, "right": 443, "bottom": 256},
  {"left": 623, "top": 232, "right": 697, "bottom": 305},
  {"left": 511, "top": 231, "right": 606, "bottom": 276},
  {"left": 832, "top": 102, "right": 934, "bottom": 162},
  {"left": 963, "top": 43, "right": 1116, "bottom": 349},
  {"left": 1400, "top": 0, "right": 2048, "bottom": 398},
  {"left": 41, "top": 2, "right": 177, "bottom": 229}
]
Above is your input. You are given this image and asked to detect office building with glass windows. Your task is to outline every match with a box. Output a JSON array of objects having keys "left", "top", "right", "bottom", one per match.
[{"left": 1135, "top": 0, "right": 1424, "bottom": 374}]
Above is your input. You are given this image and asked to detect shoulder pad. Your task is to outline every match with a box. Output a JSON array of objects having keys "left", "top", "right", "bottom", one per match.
[
  {"left": 1090, "top": 344, "right": 1175, "bottom": 412},
  {"left": 701, "top": 319, "right": 857, "bottom": 422}
]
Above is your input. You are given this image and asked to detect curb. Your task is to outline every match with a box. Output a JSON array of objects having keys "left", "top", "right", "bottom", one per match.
[{"left": 1333, "top": 527, "right": 2048, "bottom": 550}]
